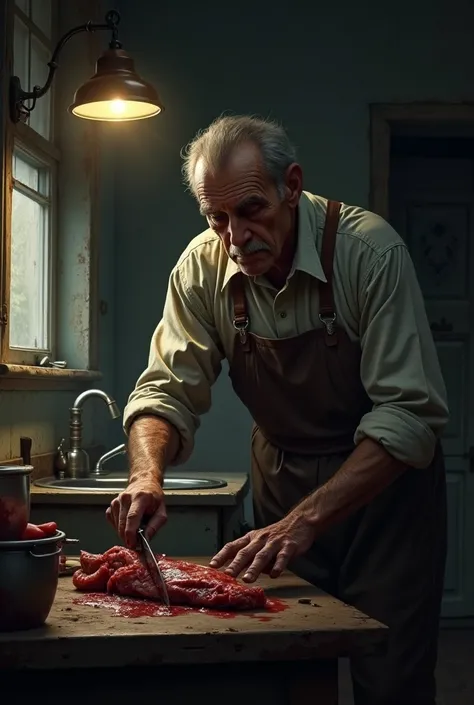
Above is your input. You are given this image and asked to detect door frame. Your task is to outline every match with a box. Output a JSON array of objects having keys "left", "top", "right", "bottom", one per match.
[
  {"left": 369, "top": 102, "right": 474, "bottom": 627},
  {"left": 369, "top": 102, "right": 474, "bottom": 217}
]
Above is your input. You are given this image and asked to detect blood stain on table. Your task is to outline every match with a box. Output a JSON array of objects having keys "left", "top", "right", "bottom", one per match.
[{"left": 72, "top": 593, "right": 288, "bottom": 620}]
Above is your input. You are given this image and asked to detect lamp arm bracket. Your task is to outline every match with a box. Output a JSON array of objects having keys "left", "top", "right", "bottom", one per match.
[{"left": 10, "top": 9, "right": 121, "bottom": 123}]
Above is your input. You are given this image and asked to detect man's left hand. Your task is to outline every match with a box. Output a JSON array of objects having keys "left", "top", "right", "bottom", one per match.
[{"left": 209, "top": 512, "right": 316, "bottom": 583}]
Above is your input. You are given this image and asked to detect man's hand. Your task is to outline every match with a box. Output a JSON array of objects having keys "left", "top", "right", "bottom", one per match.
[
  {"left": 107, "top": 415, "right": 178, "bottom": 548},
  {"left": 106, "top": 479, "right": 167, "bottom": 549},
  {"left": 209, "top": 512, "right": 316, "bottom": 583}
]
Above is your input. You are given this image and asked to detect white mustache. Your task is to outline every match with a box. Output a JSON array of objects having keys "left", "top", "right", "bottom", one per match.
[{"left": 229, "top": 240, "right": 271, "bottom": 258}]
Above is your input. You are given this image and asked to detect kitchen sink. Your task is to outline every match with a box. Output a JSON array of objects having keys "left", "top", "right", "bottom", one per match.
[{"left": 33, "top": 476, "right": 228, "bottom": 492}]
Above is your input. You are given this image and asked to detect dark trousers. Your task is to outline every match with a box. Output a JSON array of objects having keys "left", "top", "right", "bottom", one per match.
[{"left": 252, "top": 439, "right": 447, "bottom": 705}]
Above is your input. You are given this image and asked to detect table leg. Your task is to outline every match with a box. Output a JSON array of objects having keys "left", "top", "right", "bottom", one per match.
[{"left": 287, "top": 658, "right": 338, "bottom": 705}]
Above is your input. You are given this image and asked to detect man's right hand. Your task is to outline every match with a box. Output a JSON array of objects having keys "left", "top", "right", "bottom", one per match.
[{"left": 106, "top": 479, "right": 167, "bottom": 549}]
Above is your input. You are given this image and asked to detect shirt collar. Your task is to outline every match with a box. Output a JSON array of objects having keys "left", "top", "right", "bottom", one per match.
[{"left": 221, "top": 191, "right": 327, "bottom": 291}]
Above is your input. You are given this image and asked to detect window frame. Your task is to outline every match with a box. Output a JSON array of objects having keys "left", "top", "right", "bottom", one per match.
[
  {"left": 0, "top": 0, "right": 103, "bottom": 389},
  {"left": 2, "top": 0, "right": 59, "bottom": 366},
  {"left": 5, "top": 133, "right": 59, "bottom": 364}
]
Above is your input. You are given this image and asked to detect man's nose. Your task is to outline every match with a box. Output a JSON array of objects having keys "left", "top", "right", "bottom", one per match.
[{"left": 228, "top": 217, "right": 250, "bottom": 248}]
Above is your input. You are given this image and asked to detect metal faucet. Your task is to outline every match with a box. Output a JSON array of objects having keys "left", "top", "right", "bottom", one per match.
[
  {"left": 60, "top": 389, "right": 121, "bottom": 479},
  {"left": 92, "top": 443, "right": 127, "bottom": 476}
]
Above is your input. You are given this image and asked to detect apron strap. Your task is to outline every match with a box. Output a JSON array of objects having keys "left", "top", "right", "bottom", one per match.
[
  {"left": 319, "top": 200, "right": 341, "bottom": 346},
  {"left": 230, "top": 273, "right": 250, "bottom": 347},
  {"left": 229, "top": 199, "right": 342, "bottom": 348}
]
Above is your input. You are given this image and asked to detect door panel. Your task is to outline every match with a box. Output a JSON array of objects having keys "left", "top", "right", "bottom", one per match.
[
  {"left": 407, "top": 203, "right": 468, "bottom": 300},
  {"left": 444, "top": 457, "right": 469, "bottom": 612},
  {"left": 436, "top": 340, "right": 467, "bottom": 457},
  {"left": 389, "top": 155, "right": 474, "bottom": 617}
]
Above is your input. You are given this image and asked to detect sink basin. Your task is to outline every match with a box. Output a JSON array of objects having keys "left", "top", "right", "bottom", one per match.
[{"left": 33, "top": 476, "right": 228, "bottom": 492}]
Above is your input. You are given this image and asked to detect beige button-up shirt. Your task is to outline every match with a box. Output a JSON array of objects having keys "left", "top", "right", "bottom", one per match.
[{"left": 124, "top": 191, "right": 449, "bottom": 469}]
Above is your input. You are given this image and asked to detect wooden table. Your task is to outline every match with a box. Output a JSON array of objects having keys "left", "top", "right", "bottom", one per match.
[{"left": 0, "top": 557, "right": 388, "bottom": 705}]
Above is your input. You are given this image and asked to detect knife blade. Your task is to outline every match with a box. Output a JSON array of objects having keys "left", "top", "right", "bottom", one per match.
[{"left": 137, "top": 527, "right": 171, "bottom": 608}]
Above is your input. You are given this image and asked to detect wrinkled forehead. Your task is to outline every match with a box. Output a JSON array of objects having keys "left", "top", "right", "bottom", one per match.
[{"left": 194, "top": 144, "right": 273, "bottom": 215}]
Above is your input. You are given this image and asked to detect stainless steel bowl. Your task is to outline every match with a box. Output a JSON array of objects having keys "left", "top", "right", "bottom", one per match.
[
  {"left": 0, "top": 529, "right": 66, "bottom": 631},
  {"left": 0, "top": 464, "right": 33, "bottom": 541}
]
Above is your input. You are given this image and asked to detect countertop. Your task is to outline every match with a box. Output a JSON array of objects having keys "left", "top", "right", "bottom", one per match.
[
  {"left": 31, "top": 470, "right": 249, "bottom": 507},
  {"left": 0, "top": 556, "right": 388, "bottom": 669}
]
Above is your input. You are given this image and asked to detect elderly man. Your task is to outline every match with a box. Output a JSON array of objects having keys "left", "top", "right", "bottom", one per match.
[{"left": 107, "top": 115, "right": 448, "bottom": 705}]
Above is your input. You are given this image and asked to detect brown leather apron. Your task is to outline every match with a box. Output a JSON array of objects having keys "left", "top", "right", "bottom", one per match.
[{"left": 227, "top": 201, "right": 447, "bottom": 705}]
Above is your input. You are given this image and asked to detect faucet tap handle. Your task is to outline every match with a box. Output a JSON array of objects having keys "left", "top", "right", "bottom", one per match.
[{"left": 93, "top": 443, "right": 127, "bottom": 476}]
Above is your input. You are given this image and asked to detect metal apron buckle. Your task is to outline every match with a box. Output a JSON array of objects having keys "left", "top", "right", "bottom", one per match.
[
  {"left": 233, "top": 316, "right": 250, "bottom": 346},
  {"left": 319, "top": 312, "right": 338, "bottom": 346},
  {"left": 319, "top": 312, "right": 337, "bottom": 335}
]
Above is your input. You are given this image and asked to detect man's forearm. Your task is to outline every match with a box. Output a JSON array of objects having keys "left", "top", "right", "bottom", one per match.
[
  {"left": 296, "top": 438, "right": 407, "bottom": 532},
  {"left": 128, "top": 415, "right": 180, "bottom": 485}
]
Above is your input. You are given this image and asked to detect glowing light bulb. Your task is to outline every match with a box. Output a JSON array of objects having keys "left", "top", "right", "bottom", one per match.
[{"left": 109, "top": 99, "right": 126, "bottom": 115}]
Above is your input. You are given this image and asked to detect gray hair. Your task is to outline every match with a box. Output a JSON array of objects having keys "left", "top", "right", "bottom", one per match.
[{"left": 181, "top": 114, "right": 297, "bottom": 199}]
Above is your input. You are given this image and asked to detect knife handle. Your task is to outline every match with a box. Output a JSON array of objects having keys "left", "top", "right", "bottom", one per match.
[
  {"left": 137, "top": 523, "right": 153, "bottom": 549},
  {"left": 20, "top": 436, "right": 32, "bottom": 466},
  {"left": 139, "top": 514, "right": 154, "bottom": 535}
]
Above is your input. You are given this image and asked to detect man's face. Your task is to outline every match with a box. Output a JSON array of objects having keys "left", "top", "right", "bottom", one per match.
[{"left": 195, "top": 142, "right": 302, "bottom": 277}]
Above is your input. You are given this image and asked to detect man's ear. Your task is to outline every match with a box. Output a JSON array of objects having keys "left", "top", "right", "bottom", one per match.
[{"left": 284, "top": 162, "right": 303, "bottom": 207}]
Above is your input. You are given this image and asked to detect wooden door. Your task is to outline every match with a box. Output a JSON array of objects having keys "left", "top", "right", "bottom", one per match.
[{"left": 390, "top": 153, "right": 474, "bottom": 618}]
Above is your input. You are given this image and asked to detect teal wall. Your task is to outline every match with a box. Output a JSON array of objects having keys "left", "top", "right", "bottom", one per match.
[
  {"left": 110, "top": 0, "right": 474, "bottom": 472},
  {"left": 1, "top": 0, "right": 474, "bottom": 469}
]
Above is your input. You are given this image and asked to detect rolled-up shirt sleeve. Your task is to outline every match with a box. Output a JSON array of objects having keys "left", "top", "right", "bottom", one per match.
[
  {"left": 354, "top": 243, "right": 449, "bottom": 468},
  {"left": 123, "top": 264, "right": 224, "bottom": 465}
]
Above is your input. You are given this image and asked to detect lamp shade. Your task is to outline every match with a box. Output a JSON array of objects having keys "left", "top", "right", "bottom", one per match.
[{"left": 69, "top": 48, "right": 163, "bottom": 121}]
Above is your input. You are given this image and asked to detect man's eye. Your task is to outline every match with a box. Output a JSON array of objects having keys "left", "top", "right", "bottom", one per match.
[
  {"left": 245, "top": 203, "right": 264, "bottom": 217},
  {"left": 210, "top": 214, "right": 227, "bottom": 225}
]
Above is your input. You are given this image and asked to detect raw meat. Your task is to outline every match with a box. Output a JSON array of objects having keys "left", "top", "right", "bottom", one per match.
[
  {"left": 0, "top": 496, "right": 28, "bottom": 541},
  {"left": 22, "top": 521, "right": 58, "bottom": 540},
  {"left": 72, "top": 546, "right": 267, "bottom": 610}
]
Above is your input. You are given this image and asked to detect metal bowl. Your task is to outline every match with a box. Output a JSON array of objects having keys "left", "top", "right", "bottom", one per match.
[
  {"left": 0, "top": 529, "right": 66, "bottom": 631},
  {"left": 0, "top": 465, "right": 33, "bottom": 541}
]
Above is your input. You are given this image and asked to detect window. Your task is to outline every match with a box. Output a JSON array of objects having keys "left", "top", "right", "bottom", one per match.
[
  {"left": 3, "top": 0, "right": 58, "bottom": 365},
  {"left": 10, "top": 147, "right": 53, "bottom": 352},
  {"left": 1, "top": 0, "right": 102, "bottom": 387},
  {"left": 13, "top": 0, "right": 53, "bottom": 140}
]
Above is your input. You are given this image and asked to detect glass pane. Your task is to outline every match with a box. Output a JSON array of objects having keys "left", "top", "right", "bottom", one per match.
[
  {"left": 13, "top": 152, "right": 39, "bottom": 191},
  {"left": 31, "top": 0, "right": 52, "bottom": 38},
  {"left": 15, "top": 0, "right": 29, "bottom": 15},
  {"left": 13, "top": 17, "right": 29, "bottom": 90},
  {"left": 13, "top": 150, "right": 50, "bottom": 197},
  {"left": 29, "top": 36, "right": 51, "bottom": 140},
  {"left": 10, "top": 187, "right": 50, "bottom": 351}
]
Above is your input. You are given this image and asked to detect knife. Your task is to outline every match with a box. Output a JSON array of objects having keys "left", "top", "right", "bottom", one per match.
[{"left": 137, "top": 527, "right": 171, "bottom": 608}]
